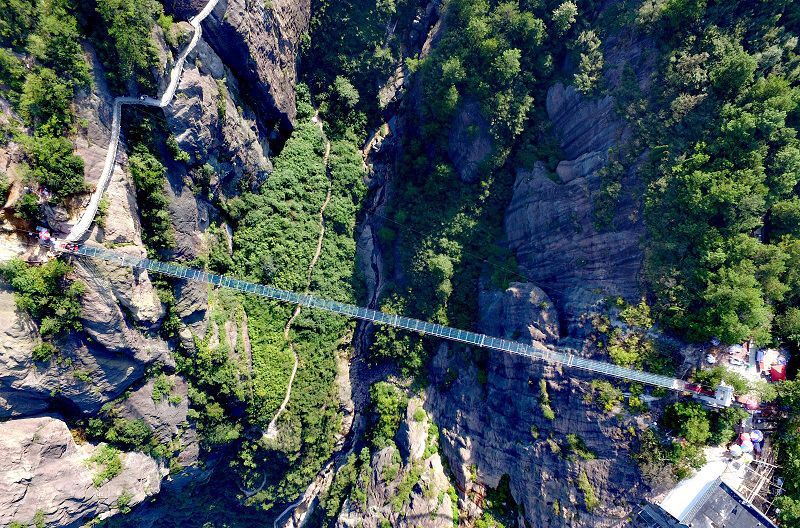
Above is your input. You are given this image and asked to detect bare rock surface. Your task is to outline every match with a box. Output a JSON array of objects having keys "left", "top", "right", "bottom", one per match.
[
  {"left": 117, "top": 375, "right": 190, "bottom": 443},
  {"left": 448, "top": 101, "right": 493, "bottom": 183},
  {"left": 0, "top": 285, "right": 48, "bottom": 417},
  {"left": 75, "top": 260, "right": 170, "bottom": 365},
  {"left": 479, "top": 281, "right": 560, "bottom": 343},
  {"left": 505, "top": 83, "right": 644, "bottom": 332},
  {"left": 165, "top": 39, "right": 272, "bottom": 194},
  {"left": 202, "top": 0, "right": 311, "bottom": 131},
  {"left": 0, "top": 415, "right": 163, "bottom": 528},
  {"left": 428, "top": 344, "right": 648, "bottom": 527}
]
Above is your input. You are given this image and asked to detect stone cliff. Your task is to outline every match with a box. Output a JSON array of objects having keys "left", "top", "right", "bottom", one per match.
[
  {"left": 196, "top": 0, "right": 311, "bottom": 135},
  {"left": 504, "top": 83, "right": 644, "bottom": 335}
]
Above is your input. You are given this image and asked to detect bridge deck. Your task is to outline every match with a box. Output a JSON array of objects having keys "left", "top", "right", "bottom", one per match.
[{"left": 67, "top": 245, "right": 687, "bottom": 392}]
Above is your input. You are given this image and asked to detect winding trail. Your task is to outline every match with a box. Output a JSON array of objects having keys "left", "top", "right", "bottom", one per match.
[
  {"left": 65, "top": 0, "right": 220, "bottom": 242},
  {"left": 264, "top": 138, "right": 332, "bottom": 440}
]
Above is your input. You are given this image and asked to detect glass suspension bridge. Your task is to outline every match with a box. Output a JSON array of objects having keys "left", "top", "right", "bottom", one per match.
[{"left": 61, "top": 244, "right": 734, "bottom": 407}]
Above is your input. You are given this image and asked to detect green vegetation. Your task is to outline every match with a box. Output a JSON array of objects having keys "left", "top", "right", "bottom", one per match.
[
  {"left": 96, "top": 196, "right": 110, "bottom": 228},
  {"left": 475, "top": 474, "right": 519, "bottom": 528},
  {"left": 539, "top": 379, "right": 556, "bottom": 420},
  {"left": 116, "top": 490, "right": 133, "bottom": 514},
  {"left": 370, "top": 382, "right": 408, "bottom": 448},
  {"left": 128, "top": 144, "right": 175, "bottom": 253},
  {"left": 692, "top": 365, "right": 749, "bottom": 395},
  {"left": 93, "top": 0, "right": 163, "bottom": 90},
  {"left": 637, "top": 399, "right": 748, "bottom": 483},
  {"left": 0, "top": 258, "right": 84, "bottom": 341},
  {"left": 391, "top": 463, "right": 423, "bottom": 512},
  {"left": 772, "top": 381, "right": 800, "bottom": 525},
  {"left": 587, "top": 380, "right": 623, "bottom": 413},
  {"left": 151, "top": 373, "right": 175, "bottom": 403},
  {"left": 320, "top": 447, "right": 371, "bottom": 522},
  {"left": 576, "top": 471, "right": 598, "bottom": 511},
  {"left": 87, "top": 445, "right": 123, "bottom": 487},
  {"left": 566, "top": 433, "right": 596, "bottom": 461},
  {"left": 22, "top": 134, "right": 87, "bottom": 200},
  {"left": 661, "top": 401, "right": 710, "bottom": 445},
  {"left": 0, "top": 0, "right": 91, "bottom": 212},
  {"left": 31, "top": 342, "right": 56, "bottom": 362},
  {"left": 633, "top": 1, "right": 800, "bottom": 348}
]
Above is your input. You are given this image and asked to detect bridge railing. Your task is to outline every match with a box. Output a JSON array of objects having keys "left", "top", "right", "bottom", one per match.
[{"left": 68, "top": 245, "right": 687, "bottom": 393}]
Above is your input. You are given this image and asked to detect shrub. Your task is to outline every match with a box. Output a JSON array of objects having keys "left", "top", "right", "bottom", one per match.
[
  {"left": 588, "top": 380, "right": 623, "bottom": 413},
  {"left": 566, "top": 434, "right": 596, "bottom": 460},
  {"left": 577, "top": 471, "right": 599, "bottom": 511},
  {"left": 539, "top": 379, "right": 556, "bottom": 420},
  {"left": 96, "top": 196, "right": 109, "bottom": 228},
  {"left": 87, "top": 444, "right": 123, "bottom": 487},
  {"left": 0, "top": 258, "right": 84, "bottom": 339},
  {"left": 31, "top": 342, "right": 56, "bottom": 362},
  {"left": 370, "top": 382, "right": 407, "bottom": 448},
  {"left": 151, "top": 373, "right": 174, "bottom": 403},
  {"left": 23, "top": 134, "right": 86, "bottom": 199},
  {"left": 116, "top": 490, "right": 133, "bottom": 514},
  {"left": 14, "top": 192, "right": 39, "bottom": 220},
  {"left": 105, "top": 418, "right": 152, "bottom": 451}
]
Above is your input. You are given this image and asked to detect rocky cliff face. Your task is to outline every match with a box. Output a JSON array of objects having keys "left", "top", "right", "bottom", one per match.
[
  {"left": 428, "top": 342, "right": 649, "bottom": 527},
  {"left": 199, "top": 0, "right": 311, "bottom": 135},
  {"left": 0, "top": 415, "right": 164, "bottom": 528},
  {"left": 164, "top": 38, "right": 273, "bottom": 195},
  {"left": 504, "top": 83, "right": 644, "bottom": 335},
  {"left": 335, "top": 398, "right": 456, "bottom": 528}
]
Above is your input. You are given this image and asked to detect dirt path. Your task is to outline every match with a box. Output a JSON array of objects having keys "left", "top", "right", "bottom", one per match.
[{"left": 264, "top": 138, "right": 332, "bottom": 440}]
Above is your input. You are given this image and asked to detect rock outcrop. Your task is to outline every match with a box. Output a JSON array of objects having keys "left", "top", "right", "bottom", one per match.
[
  {"left": 164, "top": 39, "right": 273, "bottom": 195},
  {"left": 479, "top": 281, "right": 560, "bottom": 343},
  {"left": 0, "top": 415, "right": 163, "bottom": 528},
  {"left": 504, "top": 83, "right": 644, "bottom": 333},
  {"left": 336, "top": 398, "right": 455, "bottom": 528},
  {"left": 428, "top": 344, "right": 648, "bottom": 527}
]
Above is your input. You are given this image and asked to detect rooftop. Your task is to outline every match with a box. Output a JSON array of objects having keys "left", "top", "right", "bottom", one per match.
[{"left": 681, "top": 480, "right": 777, "bottom": 528}]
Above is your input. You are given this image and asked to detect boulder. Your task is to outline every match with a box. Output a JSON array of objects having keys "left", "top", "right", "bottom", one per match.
[
  {"left": 117, "top": 375, "right": 191, "bottom": 443},
  {"left": 479, "top": 281, "right": 560, "bottom": 343}
]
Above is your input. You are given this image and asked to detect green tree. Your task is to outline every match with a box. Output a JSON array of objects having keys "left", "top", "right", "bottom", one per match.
[
  {"left": 661, "top": 401, "right": 710, "bottom": 444},
  {"left": 370, "top": 382, "right": 407, "bottom": 448},
  {"left": 574, "top": 30, "right": 603, "bottom": 95},
  {"left": 19, "top": 68, "right": 74, "bottom": 133},
  {"left": 551, "top": 1, "right": 577, "bottom": 35},
  {"left": 0, "top": 258, "right": 84, "bottom": 339},
  {"left": 128, "top": 145, "right": 175, "bottom": 252},
  {"left": 25, "top": 134, "right": 86, "bottom": 199},
  {"left": 95, "top": 0, "right": 161, "bottom": 87},
  {"left": 26, "top": 0, "right": 90, "bottom": 86},
  {"left": 0, "top": 0, "right": 38, "bottom": 49}
]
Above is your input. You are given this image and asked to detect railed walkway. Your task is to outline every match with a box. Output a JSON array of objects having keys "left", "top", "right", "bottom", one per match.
[
  {"left": 65, "top": 0, "right": 220, "bottom": 242},
  {"left": 63, "top": 244, "right": 699, "bottom": 395}
]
